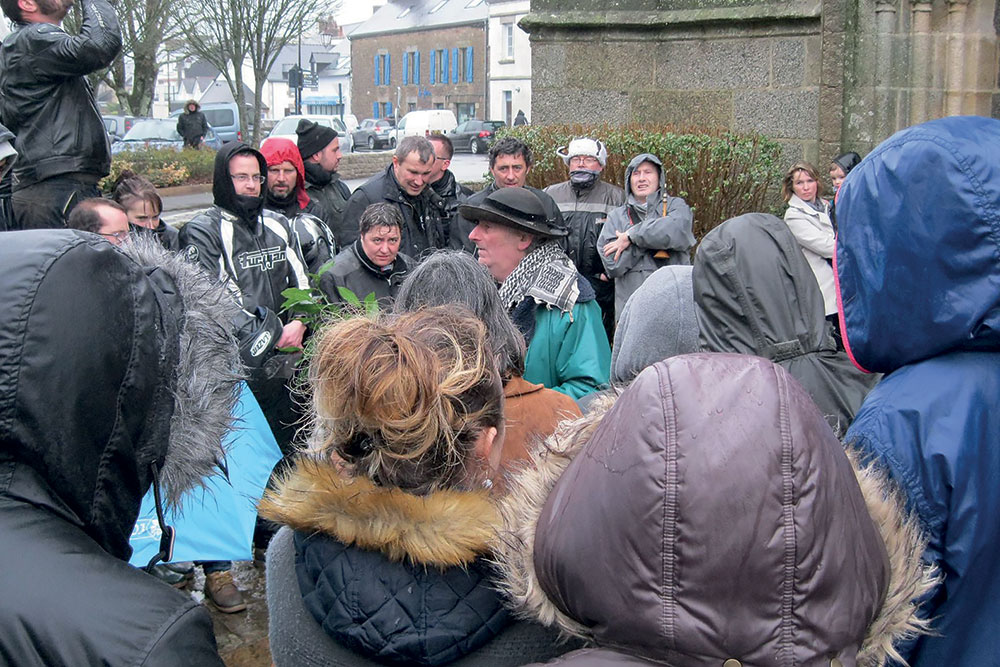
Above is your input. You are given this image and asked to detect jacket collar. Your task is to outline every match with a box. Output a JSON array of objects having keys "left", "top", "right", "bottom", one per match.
[{"left": 260, "top": 456, "right": 499, "bottom": 567}]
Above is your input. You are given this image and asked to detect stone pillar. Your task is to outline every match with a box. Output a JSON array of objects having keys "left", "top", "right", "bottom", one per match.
[
  {"left": 909, "top": 0, "right": 934, "bottom": 125},
  {"left": 874, "top": 0, "right": 899, "bottom": 138},
  {"left": 945, "top": 0, "right": 970, "bottom": 115}
]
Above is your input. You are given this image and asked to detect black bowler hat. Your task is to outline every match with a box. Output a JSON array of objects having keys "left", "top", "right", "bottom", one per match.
[
  {"left": 296, "top": 119, "right": 339, "bottom": 160},
  {"left": 458, "top": 187, "right": 568, "bottom": 238}
]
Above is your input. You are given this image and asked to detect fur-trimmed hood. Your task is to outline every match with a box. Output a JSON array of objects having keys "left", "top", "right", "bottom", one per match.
[
  {"left": 260, "top": 455, "right": 499, "bottom": 568},
  {"left": 0, "top": 231, "right": 241, "bottom": 560},
  {"left": 494, "top": 353, "right": 937, "bottom": 666}
]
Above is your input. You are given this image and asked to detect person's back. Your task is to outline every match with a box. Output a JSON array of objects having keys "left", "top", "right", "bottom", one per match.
[
  {"left": 836, "top": 115, "right": 1000, "bottom": 665},
  {"left": 0, "top": 231, "right": 239, "bottom": 665},
  {"left": 0, "top": 0, "right": 121, "bottom": 229}
]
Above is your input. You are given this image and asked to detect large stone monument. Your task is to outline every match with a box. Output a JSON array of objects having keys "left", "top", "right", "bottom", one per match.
[{"left": 521, "top": 0, "right": 999, "bottom": 161}]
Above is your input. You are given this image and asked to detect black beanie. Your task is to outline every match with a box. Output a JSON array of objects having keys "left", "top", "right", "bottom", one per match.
[{"left": 296, "top": 119, "right": 339, "bottom": 160}]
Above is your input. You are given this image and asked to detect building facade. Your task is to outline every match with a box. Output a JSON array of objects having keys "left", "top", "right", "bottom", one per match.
[
  {"left": 350, "top": 0, "right": 488, "bottom": 123},
  {"left": 487, "top": 0, "right": 531, "bottom": 124}
]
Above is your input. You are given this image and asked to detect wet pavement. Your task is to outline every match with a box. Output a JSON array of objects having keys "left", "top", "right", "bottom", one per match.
[{"left": 182, "top": 561, "right": 272, "bottom": 666}]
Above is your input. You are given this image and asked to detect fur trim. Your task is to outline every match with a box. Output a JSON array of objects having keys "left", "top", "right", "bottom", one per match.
[
  {"left": 259, "top": 456, "right": 500, "bottom": 568},
  {"left": 850, "top": 448, "right": 940, "bottom": 666},
  {"left": 492, "top": 395, "right": 939, "bottom": 661},
  {"left": 491, "top": 394, "right": 615, "bottom": 640},
  {"left": 119, "top": 235, "right": 243, "bottom": 508}
]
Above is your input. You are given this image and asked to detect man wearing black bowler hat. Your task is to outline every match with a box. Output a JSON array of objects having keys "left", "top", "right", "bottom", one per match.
[{"left": 460, "top": 186, "right": 610, "bottom": 400}]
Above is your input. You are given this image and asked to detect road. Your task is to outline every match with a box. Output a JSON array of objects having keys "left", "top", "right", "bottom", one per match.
[{"left": 161, "top": 152, "right": 489, "bottom": 226}]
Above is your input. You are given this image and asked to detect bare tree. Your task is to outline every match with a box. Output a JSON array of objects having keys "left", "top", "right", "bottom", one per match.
[
  {"left": 178, "top": 0, "right": 340, "bottom": 145},
  {"left": 66, "top": 0, "right": 177, "bottom": 116}
]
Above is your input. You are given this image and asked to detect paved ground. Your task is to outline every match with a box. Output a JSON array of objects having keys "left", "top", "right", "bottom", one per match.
[{"left": 161, "top": 152, "right": 489, "bottom": 227}]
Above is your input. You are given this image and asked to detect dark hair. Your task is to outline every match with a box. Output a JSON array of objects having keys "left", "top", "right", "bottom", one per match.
[
  {"left": 831, "top": 152, "right": 862, "bottom": 175},
  {"left": 359, "top": 202, "right": 404, "bottom": 235},
  {"left": 394, "top": 250, "right": 526, "bottom": 378},
  {"left": 0, "top": 0, "right": 21, "bottom": 22},
  {"left": 782, "top": 161, "right": 824, "bottom": 202},
  {"left": 66, "top": 198, "right": 126, "bottom": 233},
  {"left": 111, "top": 170, "right": 162, "bottom": 216},
  {"left": 428, "top": 134, "right": 454, "bottom": 161},
  {"left": 310, "top": 307, "right": 503, "bottom": 494},
  {"left": 394, "top": 136, "right": 434, "bottom": 163},
  {"left": 489, "top": 136, "right": 533, "bottom": 169}
]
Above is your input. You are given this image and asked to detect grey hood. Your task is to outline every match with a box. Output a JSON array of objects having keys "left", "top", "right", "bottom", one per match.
[
  {"left": 611, "top": 265, "right": 698, "bottom": 384},
  {"left": 693, "top": 212, "right": 877, "bottom": 434},
  {"left": 494, "top": 353, "right": 937, "bottom": 666},
  {"left": 623, "top": 152, "right": 666, "bottom": 209},
  {"left": 0, "top": 231, "right": 242, "bottom": 559}
]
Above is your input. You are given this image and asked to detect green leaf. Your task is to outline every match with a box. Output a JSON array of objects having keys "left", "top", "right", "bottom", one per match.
[{"left": 337, "top": 287, "right": 363, "bottom": 308}]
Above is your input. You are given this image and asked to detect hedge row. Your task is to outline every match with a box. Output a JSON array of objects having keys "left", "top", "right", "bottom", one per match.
[
  {"left": 495, "top": 123, "right": 784, "bottom": 241},
  {"left": 100, "top": 147, "right": 217, "bottom": 192}
]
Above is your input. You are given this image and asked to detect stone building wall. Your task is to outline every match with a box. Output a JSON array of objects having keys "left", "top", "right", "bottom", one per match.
[
  {"left": 521, "top": 0, "right": 999, "bottom": 162},
  {"left": 351, "top": 25, "right": 488, "bottom": 121}
]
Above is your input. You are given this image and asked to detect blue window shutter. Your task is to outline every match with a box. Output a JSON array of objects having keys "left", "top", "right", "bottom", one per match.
[
  {"left": 415, "top": 51, "right": 420, "bottom": 85},
  {"left": 466, "top": 46, "right": 473, "bottom": 83},
  {"left": 373, "top": 102, "right": 378, "bottom": 118},
  {"left": 451, "top": 47, "right": 459, "bottom": 84},
  {"left": 442, "top": 48, "right": 449, "bottom": 84},
  {"left": 374, "top": 53, "right": 380, "bottom": 85},
  {"left": 429, "top": 50, "right": 436, "bottom": 85},
  {"left": 386, "top": 101, "right": 393, "bottom": 117},
  {"left": 385, "top": 53, "right": 391, "bottom": 85},
  {"left": 403, "top": 52, "right": 409, "bottom": 85}
]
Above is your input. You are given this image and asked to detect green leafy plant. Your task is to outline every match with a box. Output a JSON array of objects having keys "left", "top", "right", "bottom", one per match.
[
  {"left": 279, "top": 259, "right": 379, "bottom": 338},
  {"left": 494, "top": 123, "right": 783, "bottom": 242},
  {"left": 101, "top": 147, "right": 217, "bottom": 191}
]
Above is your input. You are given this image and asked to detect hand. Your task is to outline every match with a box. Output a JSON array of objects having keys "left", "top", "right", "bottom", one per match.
[
  {"left": 602, "top": 231, "right": 632, "bottom": 262},
  {"left": 276, "top": 320, "right": 306, "bottom": 350},
  {"left": 599, "top": 273, "right": 609, "bottom": 282}
]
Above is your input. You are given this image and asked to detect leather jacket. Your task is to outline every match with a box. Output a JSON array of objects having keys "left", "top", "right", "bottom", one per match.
[{"left": 0, "top": 0, "right": 121, "bottom": 189}]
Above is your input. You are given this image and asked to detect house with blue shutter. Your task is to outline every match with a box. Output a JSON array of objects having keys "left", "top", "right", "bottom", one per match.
[{"left": 348, "top": 0, "right": 488, "bottom": 125}]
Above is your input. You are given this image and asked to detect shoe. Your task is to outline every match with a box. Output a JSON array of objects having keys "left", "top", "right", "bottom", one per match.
[
  {"left": 149, "top": 564, "right": 188, "bottom": 589},
  {"left": 204, "top": 570, "right": 247, "bottom": 613},
  {"left": 164, "top": 562, "right": 195, "bottom": 580}
]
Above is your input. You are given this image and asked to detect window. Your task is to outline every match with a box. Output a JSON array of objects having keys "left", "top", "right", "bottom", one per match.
[
  {"left": 465, "top": 0, "right": 483, "bottom": 7},
  {"left": 456, "top": 47, "right": 474, "bottom": 83},
  {"left": 396, "top": 5, "right": 412, "bottom": 18},
  {"left": 383, "top": 101, "right": 393, "bottom": 118},
  {"left": 429, "top": 0, "right": 447, "bottom": 12},
  {"left": 408, "top": 102, "right": 416, "bottom": 112},
  {"left": 434, "top": 102, "right": 444, "bottom": 110},
  {"left": 502, "top": 22, "right": 514, "bottom": 60},
  {"left": 375, "top": 53, "right": 390, "bottom": 86},
  {"left": 455, "top": 102, "right": 475, "bottom": 123},
  {"left": 403, "top": 50, "right": 419, "bottom": 85},
  {"left": 503, "top": 90, "right": 512, "bottom": 126},
  {"left": 437, "top": 49, "right": 449, "bottom": 84}
]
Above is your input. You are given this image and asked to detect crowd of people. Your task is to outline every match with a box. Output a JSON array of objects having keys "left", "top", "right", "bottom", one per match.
[{"left": 0, "top": 0, "right": 997, "bottom": 664}]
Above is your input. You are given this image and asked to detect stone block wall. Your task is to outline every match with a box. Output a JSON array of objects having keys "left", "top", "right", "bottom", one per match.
[{"left": 337, "top": 152, "right": 394, "bottom": 180}]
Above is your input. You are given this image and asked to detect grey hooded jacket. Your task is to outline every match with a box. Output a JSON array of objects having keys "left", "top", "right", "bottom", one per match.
[
  {"left": 494, "top": 353, "right": 937, "bottom": 667},
  {"left": 598, "top": 153, "right": 695, "bottom": 321},
  {"left": 693, "top": 212, "right": 878, "bottom": 434}
]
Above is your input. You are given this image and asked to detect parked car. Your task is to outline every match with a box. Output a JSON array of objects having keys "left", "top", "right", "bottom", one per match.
[
  {"left": 111, "top": 118, "right": 223, "bottom": 154},
  {"left": 261, "top": 114, "right": 353, "bottom": 154},
  {"left": 169, "top": 102, "right": 246, "bottom": 142},
  {"left": 395, "top": 110, "right": 458, "bottom": 140},
  {"left": 342, "top": 114, "right": 360, "bottom": 133},
  {"left": 102, "top": 115, "right": 139, "bottom": 142},
  {"left": 351, "top": 118, "right": 396, "bottom": 151},
  {"left": 450, "top": 120, "right": 506, "bottom": 154}
]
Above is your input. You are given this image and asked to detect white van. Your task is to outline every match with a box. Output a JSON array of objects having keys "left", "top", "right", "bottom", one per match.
[{"left": 395, "top": 110, "right": 458, "bottom": 141}]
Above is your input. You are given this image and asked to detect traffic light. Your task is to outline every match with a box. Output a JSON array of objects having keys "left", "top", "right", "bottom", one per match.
[{"left": 287, "top": 66, "right": 301, "bottom": 89}]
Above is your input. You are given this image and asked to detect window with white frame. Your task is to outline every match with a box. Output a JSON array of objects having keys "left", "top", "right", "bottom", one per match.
[{"left": 502, "top": 22, "right": 514, "bottom": 60}]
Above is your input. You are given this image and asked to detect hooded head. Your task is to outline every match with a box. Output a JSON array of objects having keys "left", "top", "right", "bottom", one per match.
[
  {"left": 834, "top": 116, "right": 1000, "bottom": 374},
  {"left": 624, "top": 153, "right": 666, "bottom": 206},
  {"left": 185, "top": 99, "right": 200, "bottom": 113},
  {"left": 0, "top": 231, "right": 241, "bottom": 560},
  {"left": 495, "top": 353, "right": 937, "bottom": 666},
  {"left": 694, "top": 212, "right": 876, "bottom": 433},
  {"left": 611, "top": 265, "right": 698, "bottom": 384},
  {"left": 213, "top": 141, "right": 267, "bottom": 224},
  {"left": 260, "top": 137, "right": 310, "bottom": 211}
]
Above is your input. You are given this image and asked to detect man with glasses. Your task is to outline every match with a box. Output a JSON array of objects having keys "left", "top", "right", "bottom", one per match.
[
  {"left": 544, "top": 138, "right": 624, "bottom": 338},
  {"left": 66, "top": 198, "right": 130, "bottom": 245},
  {"left": 178, "top": 141, "right": 309, "bottom": 614},
  {"left": 425, "top": 134, "right": 471, "bottom": 242}
]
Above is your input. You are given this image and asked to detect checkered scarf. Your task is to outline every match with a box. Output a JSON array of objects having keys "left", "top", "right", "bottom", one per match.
[{"left": 499, "top": 241, "right": 580, "bottom": 315}]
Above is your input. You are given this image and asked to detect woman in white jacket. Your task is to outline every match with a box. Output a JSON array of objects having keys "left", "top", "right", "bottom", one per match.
[{"left": 783, "top": 161, "right": 836, "bottom": 320}]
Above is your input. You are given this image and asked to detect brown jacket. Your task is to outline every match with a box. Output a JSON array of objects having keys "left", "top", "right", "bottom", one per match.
[
  {"left": 495, "top": 354, "right": 938, "bottom": 667},
  {"left": 498, "top": 376, "right": 581, "bottom": 478}
]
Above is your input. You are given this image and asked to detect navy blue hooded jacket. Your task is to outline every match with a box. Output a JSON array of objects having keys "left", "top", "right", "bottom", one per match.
[{"left": 836, "top": 115, "right": 1000, "bottom": 665}]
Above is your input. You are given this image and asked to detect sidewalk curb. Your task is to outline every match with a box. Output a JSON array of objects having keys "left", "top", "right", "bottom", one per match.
[{"left": 159, "top": 183, "right": 212, "bottom": 197}]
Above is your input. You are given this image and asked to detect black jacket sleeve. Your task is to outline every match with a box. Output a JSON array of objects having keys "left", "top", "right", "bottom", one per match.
[
  {"left": 141, "top": 605, "right": 226, "bottom": 667},
  {"left": 31, "top": 0, "right": 121, "bottom": 80}
]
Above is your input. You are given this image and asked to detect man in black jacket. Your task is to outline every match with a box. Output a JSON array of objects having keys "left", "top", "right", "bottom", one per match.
[
  {"left": 297, "top": 118, "right": 351, "bottom": 249},
  {"left": 0, "top": 0, "right": 121, "bottom": 230},
  {"left": 0, "top": 231, "right": 239, "bottom": 665},
  {"left": 341, "top": 135, "right": 445, "bottom": 258},
  {"left": 176, "top": 99, "right": 208, "bottom": 149},
  {"left": 426, "top": 133, "right": 471, "bottom": 243}
]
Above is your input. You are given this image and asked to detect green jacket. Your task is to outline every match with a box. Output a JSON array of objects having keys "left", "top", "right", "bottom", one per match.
[{"left": 523, "top": 299, "right": 610, "bottom": 400}]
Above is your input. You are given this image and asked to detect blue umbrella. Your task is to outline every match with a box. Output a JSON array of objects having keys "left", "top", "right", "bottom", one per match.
[{"left": 129, "top": 382, "right": 283, "bottom": 565}]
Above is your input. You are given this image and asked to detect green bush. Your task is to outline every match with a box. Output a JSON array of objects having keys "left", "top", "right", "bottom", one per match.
[
  {"left": 495, "top": 123, "right": 783, "bottom": 241},
  {"left": 101, "top": 147, "right": 217, "bottom": 192}
]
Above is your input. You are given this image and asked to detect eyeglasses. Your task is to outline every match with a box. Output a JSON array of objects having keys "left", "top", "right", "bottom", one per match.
[
  {"left": 231, "top": 173, "right": 265, "bottom": 183},
  {"left": 98, "top": 230, "right": 130, "bottom": 241}
]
